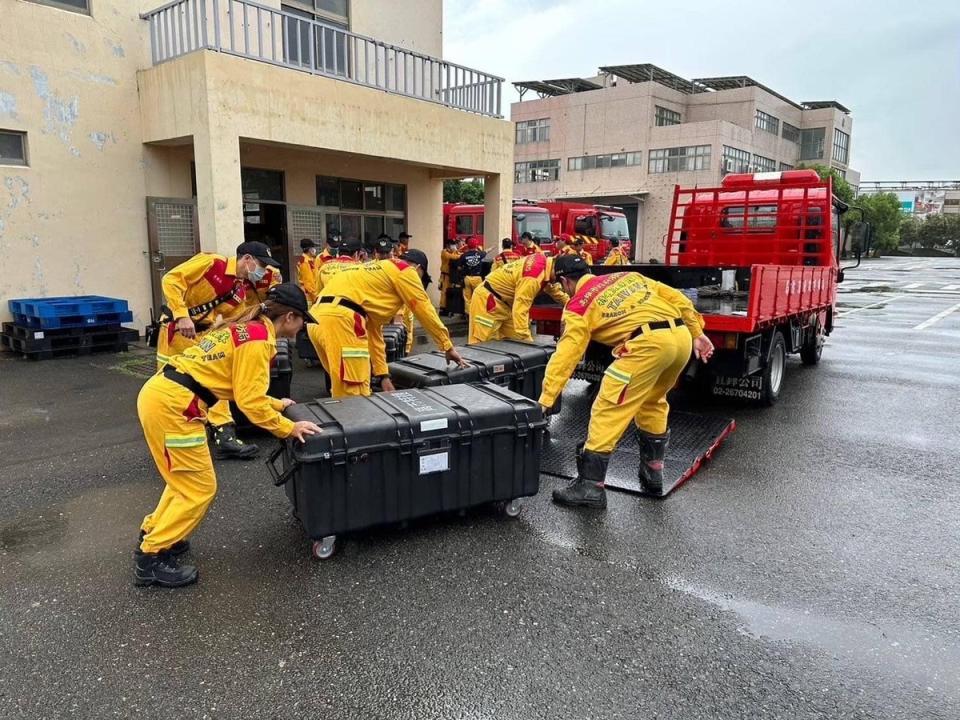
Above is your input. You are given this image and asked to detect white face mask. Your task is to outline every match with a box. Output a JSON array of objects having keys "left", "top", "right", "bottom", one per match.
[{"left": 248, "top": 264, "right": 267, "bottom": 283}]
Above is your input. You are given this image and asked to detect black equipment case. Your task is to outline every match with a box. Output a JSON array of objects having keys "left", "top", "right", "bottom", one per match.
[
  {"left": 233, "top": 337, "right": 293, "bottom": 430},
  {"left": 296, "top": 323, "right": 407, "bottom": 364},
  {"left": 267, "top": 383, "right": 546, "bottom": 559},
  {"left": 387, "top": 339, "right": 555, "bottom": 402}
]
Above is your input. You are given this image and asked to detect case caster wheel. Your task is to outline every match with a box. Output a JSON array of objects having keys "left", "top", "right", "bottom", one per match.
[
  {"left": 502, "top": 498, "right": 523, "bottom": 518},
  {"left": 311, "top": 535, "right": 337, "bottom": 560}
]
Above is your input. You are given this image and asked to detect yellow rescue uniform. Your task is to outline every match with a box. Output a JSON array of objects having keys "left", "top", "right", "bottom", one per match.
[
  {"left": 538, "top": 272, "right": 704, "bottom": 452},
  {"left": 308, "top": 259, "right": 454, "bottom": 397},
  {"left": 138, "top": 318, "right": 294, "bottom": 554},
  {"left": 439, "top": 248, "right": 462, "bottom": 310},
  {"left": 603, "top": 247, "right": 630, "bottom": 266},
  {"left": 297, "top": 252, "right": 319, "bottom": 304},
  {"left": 315, "top": 256, "right": 358, "bottom": 293},
  {"left": 158, "top": 254, "right": 278, "bottom": 427},
  {"left": 563, "top": 246, "right": 594, "bottom": 265},
  {"left": 492, "top": 250, "right": 520, "bottom": 271},
  {"left": 467, "top": 254, "right": 569, "bottom": 344}
]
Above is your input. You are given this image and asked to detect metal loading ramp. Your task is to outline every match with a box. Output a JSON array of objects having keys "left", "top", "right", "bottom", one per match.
[{"left": 541, "top": 380, "right": 735, "bottom": 497}]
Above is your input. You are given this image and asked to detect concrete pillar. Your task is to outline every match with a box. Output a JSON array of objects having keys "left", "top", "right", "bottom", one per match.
[
  {"left": 484, "top": 173, "right": 512, "bottom": 254},
  {"left": 406, "top": 173, "right": 443, "bottom": 304},
  {"left": 193, "top": 131, "right": 244, "bottom": 256}
]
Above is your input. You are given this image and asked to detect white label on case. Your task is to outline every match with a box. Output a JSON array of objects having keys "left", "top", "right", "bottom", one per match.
[
  {"left": 493, "top": 364, "right": 505, "bottom": 374},
  {"left": 420, "top": 418, "right": 448, "bottom": 432},
  {"left": 34, "top": 331, "right": 44, "bottom": 339},
  {"left": 419, "top": 451, "right": 449, "bottom": 475}
]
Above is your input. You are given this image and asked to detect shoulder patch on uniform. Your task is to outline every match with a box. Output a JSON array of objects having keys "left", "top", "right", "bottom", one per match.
[
  {"left": 390, "top": 259, "right": 411, "bottom": 271},
  {"left": 203, "top": 256, "right": 236, "bottom": 295},
  {"left": 522, "top": 253, "right": 547, "bottom": 278},
  {"left": 565, "top": 273, "right": 627, "bottom": 316},
  {"left": 230, "top": 322, "right": 269, "bottom": 345}
]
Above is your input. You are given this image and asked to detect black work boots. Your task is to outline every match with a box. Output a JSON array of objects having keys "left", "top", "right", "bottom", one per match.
[
  {"left": 552, "top": 444, "right": 609, "bottom": 509},
  {"left": 134, "top": 550, "right": 198, "bottom": 588},
  {"left": 211, "top": 423, "right": 259, "bottom": 460},
  {"left": 137, "top": 530, "right": 189, "bottom": 557},
  {"left": 637, "top": 429, "right": 670, "bottom": 495}
]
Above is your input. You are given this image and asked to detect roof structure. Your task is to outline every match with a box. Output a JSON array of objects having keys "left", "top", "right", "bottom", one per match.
[
  {"left": 801, "top": 100, "right": 852, "bottom": 114},
  {"left": 598, "top": 64, "right": 698, "bottom": 93},
  {"left": 691, "top": 76, "right": 802, "bottom": 109},
  {"left": 514, "top": 77, "right": 603, "bottom": 100}
]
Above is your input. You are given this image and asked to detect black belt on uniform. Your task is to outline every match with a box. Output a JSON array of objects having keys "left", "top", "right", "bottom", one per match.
[
  {"left": 629, "top": 317, "right": 683, "bottom": 340},
  {"left": 482, "top": 282, "right": 504, "bottom": 301},
  {"left": 162, "top": 366, "right": 218, "bottom": 407},
  {"left": 317, "top": 296, "right": 366, "bottom": 318}
]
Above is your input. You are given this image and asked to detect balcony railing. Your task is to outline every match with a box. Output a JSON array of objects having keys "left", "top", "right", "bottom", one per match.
[{"left": 141, "top": 0, "right": 503, "bottom": 118}]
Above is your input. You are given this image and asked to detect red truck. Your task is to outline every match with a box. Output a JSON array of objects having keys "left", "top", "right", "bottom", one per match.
[
  {"left": 537, "top": 201, "right": 632, "bottom": 262},
  {"left": 531, "top": 169, "right": 870, "bottom": 404},
  {"left": 443, "top": 202, "right": 552, "bottom": 246}
]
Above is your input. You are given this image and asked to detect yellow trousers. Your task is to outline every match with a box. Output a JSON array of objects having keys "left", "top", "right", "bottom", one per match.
[
  {"left": 462, "top": 276, "right": 482, "bottom": 307},
  {"left": 467, "top": 285, "right": 528, "bottom": 344},
  {"left": 585, "top": 325, "right": 692, "bottom": 454},
  {"left": 439, "top": 273, "right": 451, "bottom": 310},
  {"left": 156, "top": 322, "right": 233, "bottom": 426},
  {"left": 138, "top": 376, "right": 217, "bottom": 554},
  {"left": 402, "top": 308, "right": 414, "bottom": 354},
  {"left": 307, "top": 304, "right": 371, "bottom": 398}
]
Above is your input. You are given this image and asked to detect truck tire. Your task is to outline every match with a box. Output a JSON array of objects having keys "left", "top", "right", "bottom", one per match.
[
  {"left": 760, "top": 330, "right": 786, "bottom": 406},
  {"left": 800, "top": 319, "right": 824, "bottom": 366}
]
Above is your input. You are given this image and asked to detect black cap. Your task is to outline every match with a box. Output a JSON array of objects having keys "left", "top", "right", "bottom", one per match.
[
  {"left": 327, "top": 234, "right": 342, "bottom": 250},
  {"left": 401, "top": 249, "right": 433, "bottom": 285},
  {"left": 372, "top": 236, "right": 395, "bottom": 255},
  {"left": 267, "top": 282, "right": 315, "bottom": 322},
  {"left": 399, "top": 232, "right": 412, "bottom": 240},
  {"left": 341, "top": 236, "right": 364, "bottom": 254},
  {"left": 300, "top": 238, "right": 318, "bottom": 250},
  {"left": 553, "top": 254, "right": 590, "bottom": 279},
  {"left": 520, "top": 231, "right": 533, "bottom": 241},
  {"left": 237, "top": 241, "right": 281, "bottom": 268},
  {"left": 572, "top": 236, "right": 585, "bottom": 246},
  {"left": 502, "top": 238, "right": 513, "bottom": 249}
]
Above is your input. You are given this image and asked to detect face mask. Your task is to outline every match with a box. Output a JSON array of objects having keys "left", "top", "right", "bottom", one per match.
[{"left": 248, "top": 264, "right": 267, "bottom": 283}]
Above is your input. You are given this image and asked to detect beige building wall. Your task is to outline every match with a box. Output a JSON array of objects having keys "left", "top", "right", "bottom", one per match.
[{"left": 1, "top": 0, "right": 511, "bottom": 324}]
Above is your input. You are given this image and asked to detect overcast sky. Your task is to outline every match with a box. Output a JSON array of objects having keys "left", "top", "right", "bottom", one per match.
[{"left": 443, "top": 0, "right": 960, "bottom": 180}]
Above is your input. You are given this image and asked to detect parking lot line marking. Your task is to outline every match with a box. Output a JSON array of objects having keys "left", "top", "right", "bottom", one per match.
[
  {"left": 903, "top": 282, "right": 923, "bottom": 289},
  {"left": 913, "top": 302, "right": 960, "bottom": 331},
  {"left": 836, "top": 296, "right": 906, "bottom": 317},
  {"left": 943, "top": 284, "right": 960, "bottom": 291}
]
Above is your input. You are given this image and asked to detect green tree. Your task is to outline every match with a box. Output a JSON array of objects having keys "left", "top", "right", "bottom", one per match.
[
  {"left": 443, "top": 179, "right": 485, "bottom": 204},
  {"left": 919, "top": 213, "right": 960, "bottom": 253},
  {"left": 899, "top": 216, "right": 921, "bottom": 248},
  {"left": 797, "top": 163, "right": 855, "bottom": 205},
  {"left": 855, "top": 192, "right": 904, "bottom": 252}
]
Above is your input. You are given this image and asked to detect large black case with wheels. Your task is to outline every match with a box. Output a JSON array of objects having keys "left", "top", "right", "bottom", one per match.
[
  {"left": 267, "top": 383, "right": 546, "bottom": 558},
  {"left": 233, "top": 337, "right": 293, "bottom": 430},
  {"left": 387, "top": 339, "right": 555, "bottom": 402}
]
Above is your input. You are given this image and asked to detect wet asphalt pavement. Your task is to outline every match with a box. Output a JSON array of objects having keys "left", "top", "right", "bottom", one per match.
[{"left": 1, "top": 256, "right": 959, "bottom": 719}]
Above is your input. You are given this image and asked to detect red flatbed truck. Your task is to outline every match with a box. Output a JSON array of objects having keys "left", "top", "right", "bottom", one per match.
[{"left": 532, "top": 169, "right": 869, "bottom": 404}]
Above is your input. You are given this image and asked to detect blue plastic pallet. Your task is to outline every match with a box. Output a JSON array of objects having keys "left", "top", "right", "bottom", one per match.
[
  {"left": 13, "top": 310, "right": 133, "bottom": 330},
  {"left": 8, "top": 295, "right": 129, "bottom": 319}
]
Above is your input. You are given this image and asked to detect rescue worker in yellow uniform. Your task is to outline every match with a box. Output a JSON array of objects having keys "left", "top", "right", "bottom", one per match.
[
  {"left": 538, "top": 256, "right": 715, "bottom": 509},
  {"left": 439, "top": 239, "right": 462, "bottom": 313},
  {"left": 319, "top": 233, "right": 341, "bottom": 264},
  {"left": 316, "top": 236, "right": 364, "bottom": 293},
  {"left": 135, "top": 284, "right": 321, "bottom": 587},
  {"left": 371, "top": 234, "right": 396, "bottom": 260},
  {"left": 492, "top": 238, "right": 520, "bottom": 270},
  {"left": 567, "top": 236, "right": 594, "bottom": 265},
  {"left": 308, "top": 248, "right": 465, "bottom": 397},
  {"left": 459, "top": 236, "right": 486, "bottom": 307},
  {"left": 397, "top": 232, "right": 415, "bottom": 354},
  {"left": 468, "top": 252, "right": 569, "bottom": 344},
  {"left": 603, "top": 237, "right": 630, "bottom": 266},
  {"left": 296, "top": 238, "right": 320, "bottom": 304},
  {"left": 518, "top": 231, "right": 541, "bottom": 257},
  {"left": 157, "top": 241, "right": 281, "bottom": 460}
]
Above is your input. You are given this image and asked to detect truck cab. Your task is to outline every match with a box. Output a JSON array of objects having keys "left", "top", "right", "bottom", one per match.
[
  {"left": 536, "top": 201, "right": 632, "bottom": 262},
  {"left": 443, "top": 202, "right": 552, "bottom": 247}
]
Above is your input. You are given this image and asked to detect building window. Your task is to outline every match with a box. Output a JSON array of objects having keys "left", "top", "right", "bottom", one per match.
[
  {"left": 26, "top": 0, "right": 89, "bottom": 13},
  {"left": 282, "top": 2, "right": 350, "bottom": 75},
  {"left": 782, "top": 122, "right": 800, "bottom": 144},
  {"left": 648, "top": 145, "right": 711, "bottom": 174},
  {"left": 832, "top": 166, "right": 847, "bottom": 179},
  {"left": 655, "top": 106, "right": 681, "bottom": 126},
  {"left": 0, "top": 131, "right": 27, "bottom": 166},
  {"left": 568, "top": 151, "right": 641, "bottom": 171},
  {"left": 833, "top": 129, "right": 850, "bottom": 165},
  {"left": 516, "top": 119, "right": 550, "bottom": 144},
  {"left": 800, "top": 127, "right": 826, "bottom": 161},
  {"left": 515, "top": 159, "right": 560, "bottom": 183},
  {"left": 752, "top": 155, "right": 776, "bottom": 173},
  {"left": 779, "top": 162, "right": 794, "bottom": 171},
  {"left": 755, "top": 110, "right": 780, "bottom": 135},
  {"left": 242, "top": 168, "right": 285, "bottom": 202},
  {"left": 316, "top": 175, "right": 406, "bottom": 241},
  {"left": 722, "top": 146, "right": 751, "bottom": 174}
]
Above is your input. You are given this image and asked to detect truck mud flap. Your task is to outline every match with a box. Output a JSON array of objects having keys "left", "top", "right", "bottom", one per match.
[{"left": 541, "top": 380, "right": 735, "bottom": 497}]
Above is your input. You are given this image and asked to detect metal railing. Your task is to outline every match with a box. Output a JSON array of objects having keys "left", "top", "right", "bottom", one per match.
[{"left": 141, "top": 0, "right": 503, "bottom": 118}]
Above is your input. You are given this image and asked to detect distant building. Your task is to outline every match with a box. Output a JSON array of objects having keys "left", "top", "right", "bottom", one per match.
[{"left": 512, "top": 64, "right": 859, "bottom": 260}]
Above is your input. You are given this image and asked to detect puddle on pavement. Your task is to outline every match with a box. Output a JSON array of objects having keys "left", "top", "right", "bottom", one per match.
[
  {"left": 666, "top": 577, "right": 960, "bottom": 700},
  {"left": 0, "top": 512, "right": 68, "bottom": 551}
]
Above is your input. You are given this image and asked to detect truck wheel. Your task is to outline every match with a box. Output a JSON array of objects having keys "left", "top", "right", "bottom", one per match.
[
  {"left": 761, "top": 331, "right": 786, "bottom": 406},
  {"left": 800, "top": 321, "right": 824, "bottom": 366}
]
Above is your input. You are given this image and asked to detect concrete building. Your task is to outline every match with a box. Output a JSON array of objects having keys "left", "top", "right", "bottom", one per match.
[
  {"left": 512, "top": 64, "right": 859, "bottom": 261},
  {"left": 0, "top": 0, "right": 512, "bottom": 324}
]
